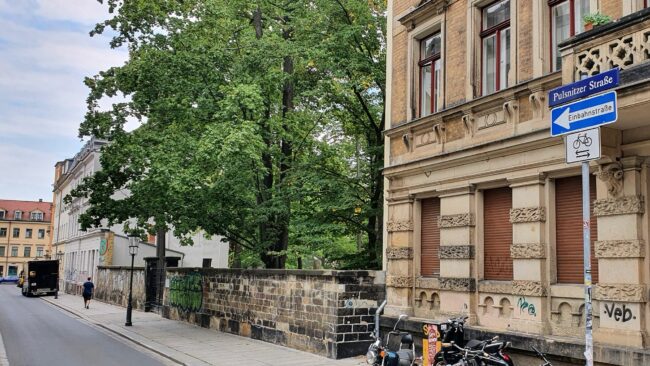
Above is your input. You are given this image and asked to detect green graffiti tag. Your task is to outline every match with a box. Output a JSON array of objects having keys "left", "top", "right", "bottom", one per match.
[
  {"left": 517, "top": 297, "right": 536, "bottom": 317},
  {"left": 169, "top": 273, "right": 203, "bottom": 312}
]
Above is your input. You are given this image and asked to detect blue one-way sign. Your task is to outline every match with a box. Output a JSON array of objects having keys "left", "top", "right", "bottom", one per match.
[{"left": 551, "top": 91, "right": 617, "bottom": 136}]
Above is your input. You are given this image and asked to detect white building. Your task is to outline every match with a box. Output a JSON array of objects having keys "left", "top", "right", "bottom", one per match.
[{"left": 51, "top": 138, "right": 229, "bottom": 291}]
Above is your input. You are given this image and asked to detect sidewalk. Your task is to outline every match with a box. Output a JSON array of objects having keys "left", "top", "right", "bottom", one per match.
[{"left": 42, "top": 293, "right": 364, "bottom": 366}]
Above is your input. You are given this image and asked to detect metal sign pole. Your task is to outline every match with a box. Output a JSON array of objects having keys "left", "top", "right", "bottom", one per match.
[{"left": 582, "top": 161, "right": 593, "bottom": 366}]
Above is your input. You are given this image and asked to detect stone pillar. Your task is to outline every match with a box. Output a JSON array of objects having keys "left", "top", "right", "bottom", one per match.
[
  {"left": 438, "top": 187, "right": 476, "bottom": 320},
  {"left": 508, "top": 175, "right": 548, "bottom": 334},
  {"left": 593, "top": 157, "right": 647, "bottom": 348},
  {"left": 385, "top": 196, "right": 415, "bottom": 316}
]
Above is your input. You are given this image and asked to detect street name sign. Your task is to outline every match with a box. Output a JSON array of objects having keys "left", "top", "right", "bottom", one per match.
[
  {"left": 548, "top": 68, "right": 619, "bottom": 107},
  {"left": 550, "top": 91, "right": 617, "bottom": 136},
  {"left": 565, "top": 128, "right": 600, "bottom": 164}
]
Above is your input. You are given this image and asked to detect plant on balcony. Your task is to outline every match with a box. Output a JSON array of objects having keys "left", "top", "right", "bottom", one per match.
[{"left": 583, "top": 13, "right": 612, "bottom": 31}]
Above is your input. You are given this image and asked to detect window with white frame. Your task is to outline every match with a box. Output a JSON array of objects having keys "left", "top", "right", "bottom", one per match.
[
  {"left": 14, "top": 210, "right": 22, "bottom": 220},
  {"left": 419, "top": 33, "right": 442, "bottom": 117},
  {"left": 481, "top": 0, "right": 511, "bottom": 95},
  {"left": 38, "top": 229, "right": 45, "bottom": 239},
  {"left": 0, "top": 210, "right": 5, "bottom": 219},
  {"left": 550, "top": 0, "right": 590, "bottom": 71},
  {"left": 36, "top": 247, "right": 44, "bottom": 257},
  {"left": 25, "top": 228, "right": 32, "bottom": 238},
  {"left": 30, "top": 211, "right": 44, "bottom": 221}
]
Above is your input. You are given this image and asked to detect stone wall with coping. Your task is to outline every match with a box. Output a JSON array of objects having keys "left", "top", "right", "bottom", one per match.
[
  {"left": 162, "top": 268, "right": 385, "bottom": 359},
  {"left": 94, "top": 265, "right": 146, "bottom": 310}
]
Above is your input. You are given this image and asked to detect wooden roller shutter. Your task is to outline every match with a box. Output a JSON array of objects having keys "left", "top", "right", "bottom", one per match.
[
  {"left": 483, "top": 187, "right": 513, "bottom": 280},
  {"left": 421, "top": 198, "right": 440, "bottom": 277},
  {"left": 556, "top": 175, "right": 598, "bottom": 284}
]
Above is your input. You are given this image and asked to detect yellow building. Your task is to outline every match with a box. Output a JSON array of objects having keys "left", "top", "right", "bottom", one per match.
[
  {"left": 385, "top": 0, "right": 650, "bottom": 363},
  {"left": 0, "top": 199, "right": 52, "bottom": 277}
]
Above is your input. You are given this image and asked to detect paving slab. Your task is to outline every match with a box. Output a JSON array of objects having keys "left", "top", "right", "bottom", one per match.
[{"left": 43, "top": 293, "right": 365, "bottom": 366}]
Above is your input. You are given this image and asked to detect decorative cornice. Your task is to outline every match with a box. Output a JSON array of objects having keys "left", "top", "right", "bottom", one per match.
[
  {"left": 594, "top": 284, "right": 646, "bottom": 302},
  {"left": 438, "top": 213, "right": 475, "bottom": 228},
  {"left": 592, "top": 196, "right": 645, "bottom": 217},
  {"left": 439, "top": 245, "right": 474, "bottom": 259},
  {"left": 386, "top": 246, "right": 414, "bottom": 260},
  {"left": 439, "top": 277, "right": 476, "bottom": 292},
  {"left": 387, "top": 220, "right": 414, "bottom": 232},
  {"left": 512, "top": 280, "right": 546, "bottom": 296},
  {"left": 386, "top": 276, "right": 414, "bottom": 288},
  {"left": 510, "top": 243, "right": 546, "bottom": 259},
  {"left": 509, "top": 207, "right": 546, "bottom": 223},
  {"left": 416, "top": 277, "right": 440, "bottom": 289},
  {"left": 478, "top": 281, "right": 513, "bottom": 294},
  {"left": 595, "top": 240, "right": 645, "bottom": 258}
]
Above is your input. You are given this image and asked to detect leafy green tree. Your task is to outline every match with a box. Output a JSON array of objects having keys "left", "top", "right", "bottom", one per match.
[{"left": 69, "top": 0, "right": 385, "bottom": 269}]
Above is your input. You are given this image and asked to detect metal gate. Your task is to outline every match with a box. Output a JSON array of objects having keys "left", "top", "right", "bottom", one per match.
[{"left": 144, "top": 258, "right": 164, "bottom": 312}]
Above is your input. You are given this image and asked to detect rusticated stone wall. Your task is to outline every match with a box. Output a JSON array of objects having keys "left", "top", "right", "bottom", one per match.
[
  {"left": 94, "top": 265, "right": 146, "bottom": 310},
  {"left": 162, "top": 268, "right": 385, "bottom": 359}
]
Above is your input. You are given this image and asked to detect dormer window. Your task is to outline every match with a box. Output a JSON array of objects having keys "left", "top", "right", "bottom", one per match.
[
  {"left": 0, "top": 210, "right": 5, "bottom": 219},
  {"left": 30, "top": 211, "right": 44, "bottom": 221},
  {"left": 14, "top": 210, "right": 22, "bottom": 220}
]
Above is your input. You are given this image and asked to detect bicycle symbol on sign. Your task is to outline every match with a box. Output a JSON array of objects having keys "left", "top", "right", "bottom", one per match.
[{"left": 573, "top": 133, "right": 593, "bottom": 149}]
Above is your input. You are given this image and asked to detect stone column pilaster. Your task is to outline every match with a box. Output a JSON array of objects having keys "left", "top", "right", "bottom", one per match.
[
  {"left": 385, "top": 195, "right": 415, "bottom": 316},
  {"left": 508, "top": 175, "right": 548, "bottom": 334},
  {"left": 593, "top": 157, "right": 647, "bottom": 347},
  {"left": 438, "top": 187, "right": 476, "bottom": 320}
]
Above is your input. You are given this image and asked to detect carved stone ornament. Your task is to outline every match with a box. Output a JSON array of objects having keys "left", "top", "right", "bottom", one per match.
[
  {"left": 528, "top": 91, "right": 546, "bottom": 120},
  {"left": 503, "top": 100, "right": 519, "bottom": 125},
  {"left": 512, "top": 280, "right": 546, "bottom": 296},
  {"left": 439, "top": 245, "right": 475, "bottom": 259},
  {"left": 594, "top": 284, "right": 646, "bottom": 302},
  {"left": 438, "top": 213, "right": 475, "bottom": 228},
  {"left": 416, "top": 277, "right": 441, "bottom": 289},
  {"left": 595, "top": 240, "right": 645, "bottom": 258},
  {"left": 596, "top": 163, "right": 623, "bottom": 197},
  {"left": 509, "top": 207, "right": 546, "bottom": 223},
  {"left": 478, "top": 281, "right": 513, "bottom": 294},
  {"left": 592, "top": 195, "right": 645, "bottom": 217},
  {"left": 386, "top": 247, "right": 413, "bottom": 260},
  {"left": 387, "top": 220, "right": 414, "bottom": 232},
  {"left": 386, "top": 276, "right": 413, "bottom": 288},
  {"left": 439, "top": 277, "right": 476, "bottom": 292},
  {"left": 510, "top": 243, "right": 546, "bottom": 259},
  {"left": 461, "top": 113, "right": 474, "bottom": 137}
]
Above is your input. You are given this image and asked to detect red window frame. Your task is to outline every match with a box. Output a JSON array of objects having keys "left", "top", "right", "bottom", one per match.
[
  {"left": 549, "top": 0, "right": 588, "bottom": 71},
  {"left": 480, "top": 0, "right": 510, "bottom": 95},
  {"left": 418, "top": 33, "right": 441, "bottom": 117}
]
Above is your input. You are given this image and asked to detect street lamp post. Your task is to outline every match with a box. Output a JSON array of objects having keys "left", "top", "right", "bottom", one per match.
[{"left": 125, "top": 235, "right": 140, "bottom": 327}]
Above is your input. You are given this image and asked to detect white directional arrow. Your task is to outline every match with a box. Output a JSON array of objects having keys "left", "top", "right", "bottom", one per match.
[{"left": 553, "top": 101, "right": 615, "bottom": 130}]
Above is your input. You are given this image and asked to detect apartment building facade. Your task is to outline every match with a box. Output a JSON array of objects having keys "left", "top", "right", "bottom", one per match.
[
  {"left": 0, "top": 199, "right": 52, "bottom": 277},
  {"left": 385, "top": 0, "right": 650, "bottom": 362},
  {"left": 52, "top": 138, "right": 229, "bottom": 292}
]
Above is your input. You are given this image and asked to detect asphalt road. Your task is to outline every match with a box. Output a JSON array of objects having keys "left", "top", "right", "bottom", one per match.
[{"left": 0, "top": 284, "right": 171, "bottom": 366}]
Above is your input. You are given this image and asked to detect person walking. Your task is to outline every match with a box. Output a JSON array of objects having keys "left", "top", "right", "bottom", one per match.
[{"left": 82, "top": 277, "right": 94, "bottom": 309}]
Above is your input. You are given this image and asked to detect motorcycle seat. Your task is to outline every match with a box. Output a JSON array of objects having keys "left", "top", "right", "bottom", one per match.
[{"left": 396, "top": 350, "right": 414, "bottom": 366}]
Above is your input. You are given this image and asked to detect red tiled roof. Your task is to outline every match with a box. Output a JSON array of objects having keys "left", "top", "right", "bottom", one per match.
[{"left": 0, "top": 199, "right": 52, "bottom": 222}]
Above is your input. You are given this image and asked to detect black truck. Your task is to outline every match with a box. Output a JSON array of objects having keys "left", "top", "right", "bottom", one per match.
[{"left": 21, "top": 259, "right": 59, "bottom": 297}]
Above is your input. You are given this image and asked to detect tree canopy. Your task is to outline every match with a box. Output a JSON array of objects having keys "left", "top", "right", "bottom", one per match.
[{"left": 68, "top": 0, "right": 386, "bottom": 269}]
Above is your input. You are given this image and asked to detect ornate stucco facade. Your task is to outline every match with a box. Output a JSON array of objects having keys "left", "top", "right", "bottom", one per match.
[{"left": 385, "top": 0, "right": 650, "bottom": 362}]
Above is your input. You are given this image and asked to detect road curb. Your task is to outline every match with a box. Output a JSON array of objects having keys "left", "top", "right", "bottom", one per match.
[
  {"left": 41, "top": 297, "right": 193, "bottom": 366},
  {"left": 0, "top": 326, "right": 9, "bottom": 366}
]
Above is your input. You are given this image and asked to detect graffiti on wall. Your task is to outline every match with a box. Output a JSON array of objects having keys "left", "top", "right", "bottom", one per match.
[
  {"left": 517, "top": 297, "right": 537, "bottom": 317},
  {"left": 99, "top": 233, "right": 114, "bottom": 265},
  {"left": 603, "top": 303, "right": 636, "bottom": 322},
  {"left": 169, "top": 272, "right": 203, "bottom": 312}
]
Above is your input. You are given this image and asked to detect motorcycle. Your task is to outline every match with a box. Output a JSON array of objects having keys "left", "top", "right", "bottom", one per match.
[
  {"left": 366, "top": 300, "right": 417, "bottom": 366},
  {"left": 439, "top": 342, "right": 511, "bottom": 366},
  {"left": 434, "top": 316, "right": 514, "bottom": 366}
]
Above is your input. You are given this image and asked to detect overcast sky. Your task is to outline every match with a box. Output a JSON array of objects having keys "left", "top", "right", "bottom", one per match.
[{"left": 0, "top": 0, "right": 128, "bottom": 202}]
